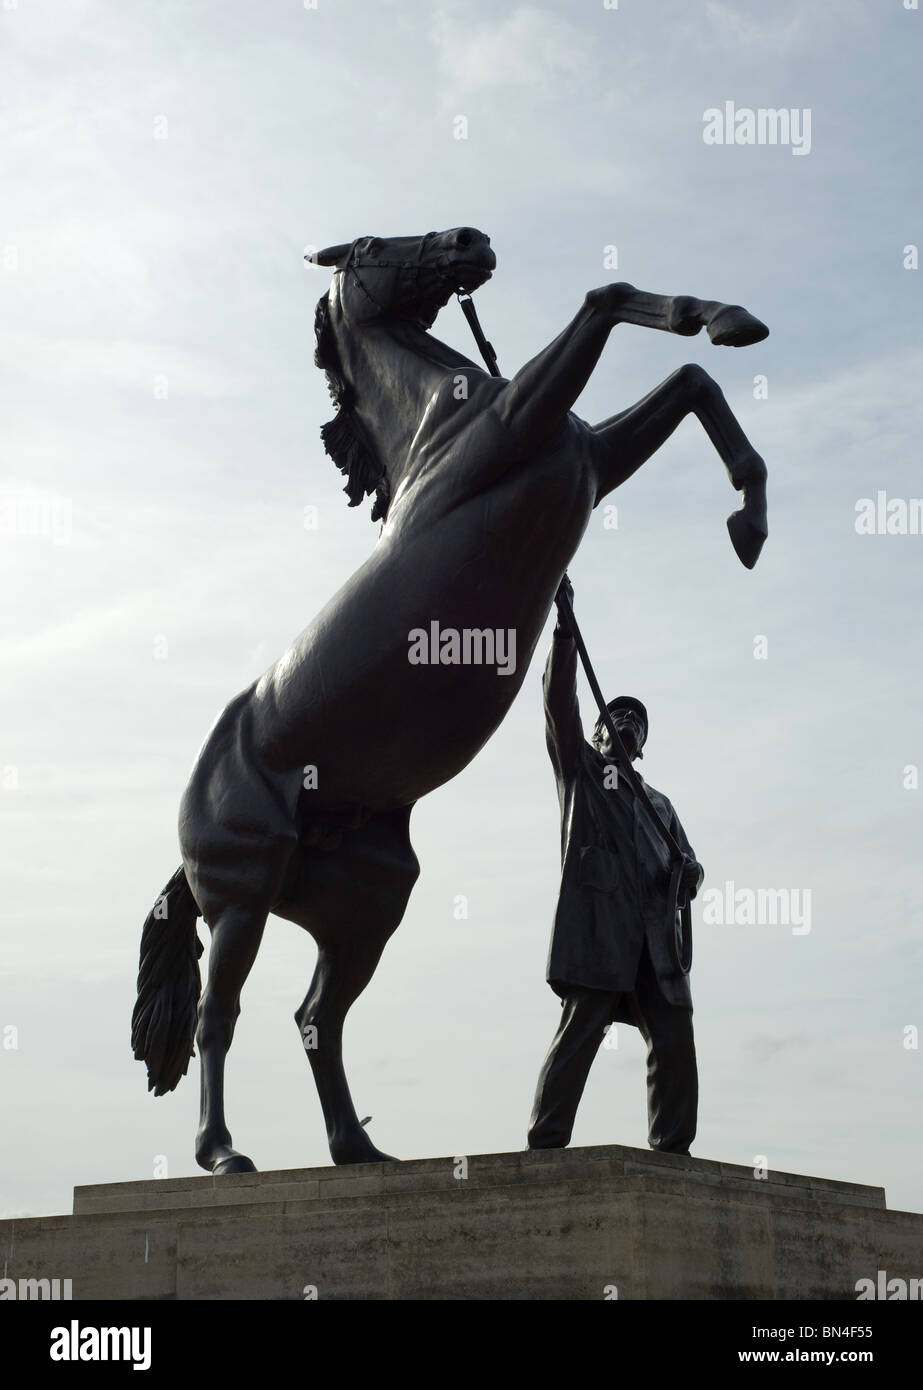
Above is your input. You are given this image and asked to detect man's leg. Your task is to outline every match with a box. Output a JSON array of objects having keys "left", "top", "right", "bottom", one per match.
[
  {"left": 634, "top": 948, "right": 698, "bottom": 1155},
  {"left": 527, "top": 988, "right": 616, "bottom": 1148}
]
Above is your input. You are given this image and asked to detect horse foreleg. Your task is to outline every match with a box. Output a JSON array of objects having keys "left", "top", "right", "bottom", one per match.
[
  {"left": 597, "top": 282, "right": 768, "bottom": 348},
  {"left": 591, "top": 363, "right": 768, "bottom": 568},
  {"left": 496, "top": 284, "right": 766, "bottom": 459},
  {"left": 195, "top": 906, "right": 266, "bottom": 1175},
  {"left": 498, "top": 298, "right": 619, "bottom": 455}
]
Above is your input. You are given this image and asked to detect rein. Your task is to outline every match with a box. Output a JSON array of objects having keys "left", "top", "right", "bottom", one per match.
[{"left": 456, "top": 290, "right": 694, "bottom": 975}]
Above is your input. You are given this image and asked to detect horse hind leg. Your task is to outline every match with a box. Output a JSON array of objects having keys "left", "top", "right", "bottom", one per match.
[
  {"left": 591, "top": 362, "right": 768, "bottom": 569},
  {"left": 278, "top": 805, "right": 420, "bottom": 1166},
  {"left": 195, "top": 905, "right": 267, "bottom": 1175},
  {"left": 295, "top": 931, "right": 398, "bottom": 1165}
]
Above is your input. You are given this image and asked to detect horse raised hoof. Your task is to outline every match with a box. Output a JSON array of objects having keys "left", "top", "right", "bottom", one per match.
[
  {"left": 707, "top": 305, "right": 769, "bottom": 347},
  {"left": 727, "top": 509, "right": 767, "bottom": 569}
]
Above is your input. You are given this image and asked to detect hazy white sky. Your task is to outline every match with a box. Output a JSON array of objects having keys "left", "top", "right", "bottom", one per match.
[{"left": 2, "top": 0, "right": 921, "bottom": 1222}]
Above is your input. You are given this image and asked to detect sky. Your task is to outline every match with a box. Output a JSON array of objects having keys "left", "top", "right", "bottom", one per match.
[{"left": 1, "top": 0, "right": 921, "bottom": 1228}]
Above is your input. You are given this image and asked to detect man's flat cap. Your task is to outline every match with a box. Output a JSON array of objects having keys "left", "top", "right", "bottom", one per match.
[{"left": 603, "top": 695, "right": 649, "bottom": 738}]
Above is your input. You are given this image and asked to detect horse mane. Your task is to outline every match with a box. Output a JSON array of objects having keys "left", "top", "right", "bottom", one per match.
[{"left": 314, "top": 293, "right": 391, "bottom": 523}]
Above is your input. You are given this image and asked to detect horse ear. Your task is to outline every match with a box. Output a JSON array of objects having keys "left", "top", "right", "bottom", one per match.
[{"left": 307, "top": 242, "right": 352, "bottom": 267}]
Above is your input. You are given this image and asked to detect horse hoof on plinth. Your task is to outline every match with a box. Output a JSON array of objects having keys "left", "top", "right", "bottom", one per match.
[
  {"left": 196, "top": 1137, "right": 258, "bottom": 1175},
  {"left": 330, "top": 1134, "right": 399, "bottom": 1166},
  {"left": 707, "top": 305, "right": 769, "bottom": 347},
  {"left": 211, "top": 1154, "right": 258, "bottom": 1175}
]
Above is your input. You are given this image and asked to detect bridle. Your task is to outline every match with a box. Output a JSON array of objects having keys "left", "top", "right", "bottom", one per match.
[{"left": 335, "top": 231, "right": 462, "bottom": 320}]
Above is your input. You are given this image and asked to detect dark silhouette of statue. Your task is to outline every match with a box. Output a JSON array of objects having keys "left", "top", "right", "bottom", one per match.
[
  {"left": 130, "top": 228, "right": 767, "bottom": 1172},
  {"left": 528, "top": 579, "right": 704, "bottom": 1155}
]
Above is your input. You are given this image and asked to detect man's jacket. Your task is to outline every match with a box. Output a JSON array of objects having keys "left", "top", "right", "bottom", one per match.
[{"left": 543, "top": 628, "right": 699, "bottom": 1021}]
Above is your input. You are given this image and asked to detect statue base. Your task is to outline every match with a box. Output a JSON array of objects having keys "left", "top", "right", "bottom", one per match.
[{"left": 4, "top": 1144, "right": 920, "bottom": 1300}]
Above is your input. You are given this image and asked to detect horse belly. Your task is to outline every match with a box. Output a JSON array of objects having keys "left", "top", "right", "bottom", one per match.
[{"left": 250, "top": 458, "right": 594, "bottom": 810}]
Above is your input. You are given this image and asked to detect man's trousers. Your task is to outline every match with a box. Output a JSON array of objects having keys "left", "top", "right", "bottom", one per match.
[{"left": 527, "top": 942, "right": 697, "bottom": 1154}]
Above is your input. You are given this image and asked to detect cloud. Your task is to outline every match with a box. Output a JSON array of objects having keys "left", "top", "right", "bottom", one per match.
[
  {"left": 0, "top": 333, "right": 245, "bottom": 399},
  {"left": 702, "top": 0, "right": 869, "bottom": 56},
  {"left": 429, "top": 3, "right": 590, "bottom": 93},
  {"left": 0, "top": 595, "right": 158, "bottom": 674}
]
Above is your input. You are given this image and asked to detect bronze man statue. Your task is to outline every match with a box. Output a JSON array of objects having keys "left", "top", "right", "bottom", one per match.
[{"left": 528, "top": 578, "right": 704, "bottom": 1156}]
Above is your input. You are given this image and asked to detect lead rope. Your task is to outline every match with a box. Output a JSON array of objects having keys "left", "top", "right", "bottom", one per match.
[{"left": 456, "top": 290, "right": 693, "bottom": 974}]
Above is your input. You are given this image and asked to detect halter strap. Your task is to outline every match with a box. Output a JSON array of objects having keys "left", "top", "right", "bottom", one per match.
[
  {"left": 338, "top": 231, "right": 439, "bottom": 275},
  {"left": 337, "top": 232, "right": 445, "bottom": 315}
]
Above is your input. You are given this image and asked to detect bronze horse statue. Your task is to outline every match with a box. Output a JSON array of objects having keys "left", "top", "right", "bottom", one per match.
[{"left": 132, "top": 227, "right": 768, "bottom": 1172}]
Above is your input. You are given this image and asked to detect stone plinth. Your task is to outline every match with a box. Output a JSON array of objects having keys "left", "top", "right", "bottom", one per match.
[{"left": 3, "top": 1145, "right": 921, "bottom": 1300}]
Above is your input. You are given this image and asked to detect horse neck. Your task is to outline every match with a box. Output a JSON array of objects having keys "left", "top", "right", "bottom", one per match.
[{"left": 335, "top": 309, "right": 482, "bottom": 492}]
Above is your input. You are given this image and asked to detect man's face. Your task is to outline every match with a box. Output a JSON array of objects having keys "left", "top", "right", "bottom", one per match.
[{"left": 596, "top": 707, "right": 647, "bottom": 761}]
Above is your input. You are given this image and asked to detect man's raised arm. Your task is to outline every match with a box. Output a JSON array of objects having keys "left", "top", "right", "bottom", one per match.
[{"left": 543, "top": 579, "right": 583, "bottom": 779}]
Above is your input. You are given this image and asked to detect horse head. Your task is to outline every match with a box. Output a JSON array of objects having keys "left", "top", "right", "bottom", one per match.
[
  {"left": 309, "top": 228, "right": 496, "bottom": 522},
  {"left": 308, "top": 227, "right": 495, "bottom": 328}
]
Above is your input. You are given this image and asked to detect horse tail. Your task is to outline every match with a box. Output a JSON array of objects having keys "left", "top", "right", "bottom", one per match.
[{"left": 131, "top": 866, "right": 204, "bottom": 1096}]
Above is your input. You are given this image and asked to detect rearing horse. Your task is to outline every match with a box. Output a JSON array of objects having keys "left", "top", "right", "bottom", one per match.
[{"left": 132, "top": 227, "right": 768, "bottom": 1173}]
